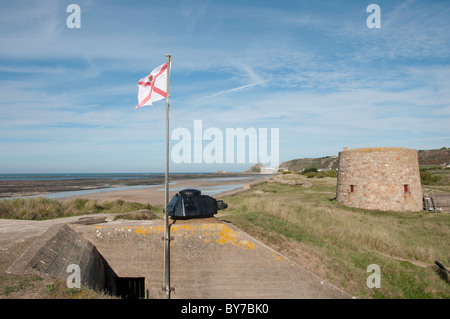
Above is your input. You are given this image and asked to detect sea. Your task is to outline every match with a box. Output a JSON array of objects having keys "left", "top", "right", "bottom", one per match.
[{"left": 0, "top": 173, "right": 163, "bottom": 182}]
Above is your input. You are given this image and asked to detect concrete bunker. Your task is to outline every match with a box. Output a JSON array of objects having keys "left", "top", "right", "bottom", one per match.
[
  {"left": 6, "top": 221, "right": 145, "bottom": 298},
  {"left": 7, "top": 215, "right": 351, "bottom": 299}
]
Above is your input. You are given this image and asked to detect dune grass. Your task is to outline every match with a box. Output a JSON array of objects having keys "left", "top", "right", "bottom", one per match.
[
  {"left": 0, "top": 197, "right": 154, "bottom": 220},
  {"left": 221, "top": 176, "right": 450, "bottom": 299}
]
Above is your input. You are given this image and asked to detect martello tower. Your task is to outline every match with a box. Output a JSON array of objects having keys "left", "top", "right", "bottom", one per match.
[{"left": 336, "top": 147, "right": 423, "bottom": 212}]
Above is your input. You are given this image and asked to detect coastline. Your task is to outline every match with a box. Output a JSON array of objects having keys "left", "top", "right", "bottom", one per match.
[{"left": 0, "top": 173, "right": 269, "bottom": 205}]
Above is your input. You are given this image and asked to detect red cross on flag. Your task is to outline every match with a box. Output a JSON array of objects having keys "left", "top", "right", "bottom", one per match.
[{"left": 136, "top": 63, "right": 168, "bottom": 109}]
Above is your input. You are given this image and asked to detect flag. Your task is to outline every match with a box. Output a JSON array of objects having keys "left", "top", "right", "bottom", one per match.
[{"left": 136, "top": 62, "right": 168, "bottom": 109}]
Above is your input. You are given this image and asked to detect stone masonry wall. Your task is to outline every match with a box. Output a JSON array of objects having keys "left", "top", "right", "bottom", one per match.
[{"left": 336, "top": 147, "right": 423, "bottom": 212}]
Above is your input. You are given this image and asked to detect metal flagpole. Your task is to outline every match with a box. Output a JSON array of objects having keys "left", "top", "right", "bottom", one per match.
[{"left": 164, "top": 54, "right": 172, "bottom": 299}]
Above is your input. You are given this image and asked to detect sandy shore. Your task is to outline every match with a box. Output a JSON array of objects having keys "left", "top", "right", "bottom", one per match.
[
  {"left": 60, "top": 176, "right": 268, "bottom": 205},
  {"left": 0, "top": 174, "right": 269, "bottom": 206}
]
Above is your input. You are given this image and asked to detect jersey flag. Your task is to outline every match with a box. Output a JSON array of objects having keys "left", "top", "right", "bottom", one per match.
[{"left": 136, "top": 62, "right": 168, "bottom": 109}]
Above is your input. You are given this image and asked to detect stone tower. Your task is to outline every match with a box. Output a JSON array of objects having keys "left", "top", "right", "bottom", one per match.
[{"left": 336, "top": 147, "right": 422, "bottom": 212}]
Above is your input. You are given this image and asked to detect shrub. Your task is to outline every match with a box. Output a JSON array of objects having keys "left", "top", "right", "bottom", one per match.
[
  {"left": 324, "top": 170, "right": 337, "bottom": 178},
  {"left": 420, "top": 171, "right": 441, "bottom": 185},
  {"left": 302, "top": 167, "right": 318, "bottom": 174},
  {"left": 301, "top": 169, "right": 337, "bottom": 178}
]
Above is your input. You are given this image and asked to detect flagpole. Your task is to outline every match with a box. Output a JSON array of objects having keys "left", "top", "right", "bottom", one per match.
[{"left": 164, "top": 54, "right": 172, "bottom": 299}]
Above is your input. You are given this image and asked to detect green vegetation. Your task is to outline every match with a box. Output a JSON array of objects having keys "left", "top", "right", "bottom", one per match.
[
  {"left": 0, "top": 197, "right": 156, "bottom": 220},
  {"left": 280, "top": 156, "right": 339, "bottom": 171},
  {"left": 221, "top": 176, "right": 450, "bottom": 299},
  {"left": 42, "top": 281, "right": 118, "bottom": 299},
  {"left": 0, "top": 275, "right": 42, "bottom": 296},
  {"left": 300, "top": 168, "right": 338, "bottom": 178},
  {"left": 420, "top": 171, "right": 441, "bottom": 185},
  {"left": 420, "top": 167, "right": 450, "bottom": 192},
  {"left": 249, "top": 163, "right": 262, "bottom": 173}
]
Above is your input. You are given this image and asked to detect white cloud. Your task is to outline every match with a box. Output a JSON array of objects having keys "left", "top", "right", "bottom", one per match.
[{"left": 0, "top": 0, "right": 449, "bottom": 172}]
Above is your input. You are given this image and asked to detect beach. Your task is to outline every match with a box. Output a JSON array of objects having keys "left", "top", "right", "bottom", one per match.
[{"left": 0, "top": 173, "right": 269, "bottom": 206}]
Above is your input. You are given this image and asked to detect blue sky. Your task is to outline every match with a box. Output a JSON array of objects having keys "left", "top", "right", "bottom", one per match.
[{"left": 0, "top": 0, "right": 449, "bottom": 173}]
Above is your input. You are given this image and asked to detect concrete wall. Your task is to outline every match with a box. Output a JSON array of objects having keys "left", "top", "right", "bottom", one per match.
[
  {"left": 336, "top": 147, "right": 423, "bottom": 212},
  {"left": 72, "top": 218, "right": 350, "bottom": 299},
  {"left": 8, "top": 223, "right": 117, "bottom": 293}
]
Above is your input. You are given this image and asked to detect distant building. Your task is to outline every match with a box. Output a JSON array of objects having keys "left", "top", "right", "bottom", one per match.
[{"left": 260, "top": 166, "right": 278, "bottom": 174}]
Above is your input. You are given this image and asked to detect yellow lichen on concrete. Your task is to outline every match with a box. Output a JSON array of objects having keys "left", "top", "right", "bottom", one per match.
[
  {"left": 271, "top": 250, "right": 283, "bottom": 261},
  {"left": 154, "top": 226, "right": 165, "bottom": 233},
  {"left": 216, "top": 225, "right": 254, "bottom": 250},
  {"left": 135, "top": 225, "right": 168, "bottom": 237},
  {"left": 201, "top": 224, "right": 222, "bottom": 232},
  {"left": 238, "top": 239, "right": 255, "bottom": 250},
  {"left": 135, "top": 226, "right": 150, "bottom": 236},
  {"left": 171, "top": 224, "right": 197, "bottom": 234},
  {"left": 133, "top": 222, "right": 254, "bottom": 249}
]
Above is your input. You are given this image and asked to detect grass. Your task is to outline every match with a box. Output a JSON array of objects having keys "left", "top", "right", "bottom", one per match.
[
  {"left": 0, "top": 275, "right": 42, "bottom": 296},
  {"left": 42, "top": 281, "right": 118, "bottom": 299},
  {"left": 0, "top": 273, "right": 113, "bottom": 299},
  {"left": 220, "top": 175, "right": 450, "bottom": 299},
  {"left": 0, "top": 197, "right": 156, "bottom": 220},
  {"left": 421, "top": 167, "right": 450, "bottom": 187}
]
